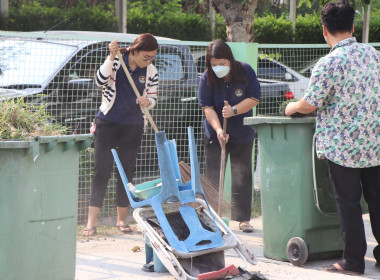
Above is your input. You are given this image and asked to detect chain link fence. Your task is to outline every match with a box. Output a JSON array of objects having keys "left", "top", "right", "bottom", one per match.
[{"left": 1, "top": 31, "right": 378, "bottom": 224}]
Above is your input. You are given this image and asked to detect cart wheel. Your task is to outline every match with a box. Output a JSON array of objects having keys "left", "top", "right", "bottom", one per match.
[{"left": 286, "top": 237, "right": 308, "bottom": 266}]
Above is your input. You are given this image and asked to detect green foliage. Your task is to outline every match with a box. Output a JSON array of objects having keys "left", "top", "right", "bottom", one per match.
[
  {"left": 278, "top": 99, "right": 299, "bottom": 115},
  {"left": 295, "top": 13, "right": 324, "bottom": 43},
  {"left": 1, "top": 0, "right": 379, "bottom": 43},
  {"left": 0, "top": 98, "right": 68, "bottom": 140},
  {"left": 259, "top": 52, "right": 282, "bottom": 61},
  {"left": 214, "top": 14, "right": 228, "bottom": 41},
  {"left": 354, "top": 21, "right": 363, "bottom": 42},
  {"left": 298, "top": 0, "right": 312, "bottom": 8},
  {"left": 62, "top": 1, "right": 117, "bottom": 32},
  {"left": 1, "top": 0, "right": 117, "bottom": 32},
  {"left": 127, "top": 8, "right": 212, "bottom": 41},
  {"left": 130, "top": 0, "right": 182, "bottom": 15},
  {"left": 254, "top": 14, "right": 294, "bottom": 43},
  {"left": 251, "top": 188, "right": 262, "bottom": 218},
  {"left": 369, "top": 16, "right": 380, "bottom": 42},
  {"left": 5, "top": 2, "right": 65, "bottom": 31}
]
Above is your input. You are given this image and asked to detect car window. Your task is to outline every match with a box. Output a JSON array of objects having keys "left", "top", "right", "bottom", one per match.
[
  {"left": 196, "top": 55, "right": 207, "bottom": 75},
  {"left": 258, "top": 59, "right": 299, "bottom": 82},
  {"left": 154, "top": 52, "right": 185, "bottom": 82},
  {"left": 0, "top": 39, "right": 77, "bottom": 89},
  {"left": 68, "top": 44, "right": 186, "bottom": 83},
  {"left": 68, "top": 48, "right": 105, "bottom": 80}
]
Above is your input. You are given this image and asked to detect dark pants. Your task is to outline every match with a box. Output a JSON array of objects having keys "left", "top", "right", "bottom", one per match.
[
  {"left": 204, "top": 136, "right": 253, "bottom": 222},
  {"left": 90, "top": 117, "right": 143, "bottom": 208},
  {"left": 328, "top": 161, "right": 380, "bottom": 273}
]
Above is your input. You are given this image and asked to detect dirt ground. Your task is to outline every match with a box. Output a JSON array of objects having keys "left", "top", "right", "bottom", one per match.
[{"left": 76, "top": 213, "right": 379, "bottom": 280}]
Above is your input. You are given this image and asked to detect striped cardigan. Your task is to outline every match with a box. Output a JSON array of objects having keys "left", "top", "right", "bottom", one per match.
[{"left": 95, "top": 55, "right": 158, "bottom": 123}]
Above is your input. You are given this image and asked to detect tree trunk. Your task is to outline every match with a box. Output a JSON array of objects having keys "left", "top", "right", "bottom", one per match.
[{"left": 211, "top": 0, "right": 258, "bottom": 42}]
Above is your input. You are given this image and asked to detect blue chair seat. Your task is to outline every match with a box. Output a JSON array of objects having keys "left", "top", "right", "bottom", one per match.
[{"left": 112, "top": 127, "right": 224, "bottom": 253}]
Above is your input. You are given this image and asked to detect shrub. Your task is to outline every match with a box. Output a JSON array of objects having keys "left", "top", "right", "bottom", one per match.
[
  {"left": 0, "top": 0, "right": 117, "bottom": 32},
  {"left": 62, "top": 1, "right": 117, "bottom": 32},
  {"left": 295, "top": 13, "right": 324, "bottom": 43},
  {"left": 254, "top": 14, "right": 294, "bottom": 43},
  {"left": 214, "top": 14, "right": 228, "bottom": 41},
  {"left": 1, "top": 1, "right": 379, "bottom": 43},
  {"left": 127, "top": 9, "right": 212, "bottom": 41},
  {"left": 369, "top": 17, "right": 380, "bottom": 42},
  {"left": 5, "top": 3, "right": 65, "bottom": 31}
]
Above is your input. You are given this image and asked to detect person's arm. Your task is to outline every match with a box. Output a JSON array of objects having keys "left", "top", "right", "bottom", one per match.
[
  {"left": 222, "top": 98, "right": 259, "bottom": 118},
  {"left": 285, "top": 98, "right": 317, "bottom": 115},
  {"left": 140, "top": 64, "right": 158, "bottom": 109},
  {"left": 96, "top": 39, "right": 120, "bottom": 87},
  {"left": 286, "top": 56, "right": 338, "bottom": 116},
  {"left": 108, "top": 39, "right": 119, "bottom": 61},
  {"left": 222, "top": 63, "right": 260, "bottom": 117},
  {"left": 203, "top": 106, "right": 229, "bottom": 146}
]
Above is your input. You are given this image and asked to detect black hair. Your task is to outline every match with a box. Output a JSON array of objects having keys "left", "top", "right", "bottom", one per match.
[
  {"left": 321, "top": 0, "right": 355, "bottom": 35},
  {"left": 206, "top": 39, "right": 246, "bottom": 88}
]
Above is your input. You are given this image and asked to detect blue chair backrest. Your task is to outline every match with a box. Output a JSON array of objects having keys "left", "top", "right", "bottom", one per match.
[{"left": 112, "top": 127, "right": 224, "bottom": 253}]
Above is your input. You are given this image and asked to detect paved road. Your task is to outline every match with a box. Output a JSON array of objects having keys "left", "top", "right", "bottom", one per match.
[{"left": 76, "top": 213, "right": 379, "bottom": 280}]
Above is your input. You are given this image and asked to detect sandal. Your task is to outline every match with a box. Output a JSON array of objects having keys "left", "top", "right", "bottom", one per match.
[
  {"left": 322, "top": 262, "right": 363, "bottom": 276},
  {"left": 239, "top": 222, "right": 254, "bottom": 233},
  {"left": 118, "top": 224, "right": 132, "bottom": 233},
  {"left": 82, "top": 227, "right": 97, "bottom": 237}
]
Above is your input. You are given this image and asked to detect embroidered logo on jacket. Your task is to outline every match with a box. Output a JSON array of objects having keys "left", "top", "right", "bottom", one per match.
[
  {"left": 139, "top": 76, "right": 146, "bottom": 84},
  {"left": 235, "top": 89, "right": 243, "bottom": 97}
]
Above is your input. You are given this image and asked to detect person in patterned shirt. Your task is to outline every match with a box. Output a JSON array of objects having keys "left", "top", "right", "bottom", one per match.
[{"left": 286, "top": 0, "right": 380, "bottom": 276}]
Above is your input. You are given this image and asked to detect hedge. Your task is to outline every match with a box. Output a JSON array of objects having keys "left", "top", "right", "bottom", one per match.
[
  {"left": 253, "top": 14, "right": 294, "bottom": 43},
  {"left": 294, "top": 14, "right": 324, "bottom": 44},
  {"left": 1, "top": 1, "right": 117, "bottom": 32},
  {"left": 1, "top": 2, "right": 379, "bottom": 43},
  {"left": 127, "top": 9, "right": 212, "bottom": 41}
]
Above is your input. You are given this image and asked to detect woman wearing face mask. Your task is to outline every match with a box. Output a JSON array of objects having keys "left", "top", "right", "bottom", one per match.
[
  {"left": 83, "top": 33, "right": 159, "bottom": 236},
  {"left": 197, "top": 39, "right": 261, "bottom": 233}
]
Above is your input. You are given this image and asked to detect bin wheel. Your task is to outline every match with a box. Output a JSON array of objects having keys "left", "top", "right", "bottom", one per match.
[{"left": 286, "top": 237, "right": 308, "bottom": 266}]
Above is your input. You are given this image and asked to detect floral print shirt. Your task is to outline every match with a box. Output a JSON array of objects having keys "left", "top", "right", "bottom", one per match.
[{"left": 304, "top": 37, "right": 380, "bottom": 168}]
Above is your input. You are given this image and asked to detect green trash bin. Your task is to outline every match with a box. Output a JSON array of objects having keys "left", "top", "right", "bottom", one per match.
[
  {"left": 244, "top": 116, "right": 344, "bottom": 266},
  {"left": 0, "top": 134, "right": 93, "bottom": 280}
]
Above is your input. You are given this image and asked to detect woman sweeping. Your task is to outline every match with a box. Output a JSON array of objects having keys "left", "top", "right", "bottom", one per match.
[
  {"left": 83, "top": 33, "right": 159, "bottom": 236},
  {"left": 197, "top": 39, "right": 261, "bottom": 233}
]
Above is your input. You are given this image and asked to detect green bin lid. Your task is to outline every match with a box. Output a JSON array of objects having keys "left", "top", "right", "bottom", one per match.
[
  {"left": 0, "top": 133, "right": 94, "bottom": 161},
  {"left": 244, "top": 115, "right": 315, "bottom": 126}
]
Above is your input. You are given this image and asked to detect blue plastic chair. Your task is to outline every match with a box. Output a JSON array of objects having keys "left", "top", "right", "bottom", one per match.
[{"left": 112, "top": 127, "right": 224, "bottom": 253}]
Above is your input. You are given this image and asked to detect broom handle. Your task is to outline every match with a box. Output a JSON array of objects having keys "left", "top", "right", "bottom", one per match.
[
  {"left": 116, "top": 51, "right": 159, "bottom": 133},
  {"left": 218, "top": 116, "right": 228, "bottom": 216}
]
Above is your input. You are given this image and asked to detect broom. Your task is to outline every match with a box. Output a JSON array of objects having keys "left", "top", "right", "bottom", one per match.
[
  {"left": 116, "top": 50, "right": 230, "bottom": 214},
  {"left": 178, "top": 161, "right": 230, "bottom": 215},
  {"left": 116, "top": 50, "right": 158, "bottom": 132}
]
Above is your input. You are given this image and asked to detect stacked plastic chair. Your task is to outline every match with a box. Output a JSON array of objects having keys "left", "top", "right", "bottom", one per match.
[{"left": 112, "top": 127, "right": 256, "bottom": 280}]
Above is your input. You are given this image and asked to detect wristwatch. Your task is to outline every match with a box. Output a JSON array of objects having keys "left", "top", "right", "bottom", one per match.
[{"left": 232, "top": 106, "right": 237, "bottom": 116}]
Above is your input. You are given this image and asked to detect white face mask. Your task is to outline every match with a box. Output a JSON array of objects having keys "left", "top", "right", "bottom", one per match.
[{"left": 212, "top": 65, "right": 230, "bottom": 78}]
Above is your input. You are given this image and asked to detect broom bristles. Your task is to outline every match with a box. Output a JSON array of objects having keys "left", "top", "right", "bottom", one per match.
[{"left": 178, "top": 161, "right": 230, "bottom": 214}]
